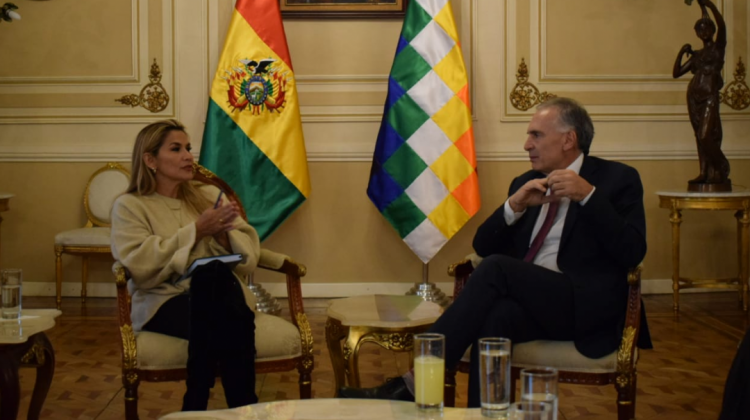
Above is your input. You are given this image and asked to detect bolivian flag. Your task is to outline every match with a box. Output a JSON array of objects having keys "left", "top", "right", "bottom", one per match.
[{"left": 200, "top": 0, "right": 310, "bottom": 240}]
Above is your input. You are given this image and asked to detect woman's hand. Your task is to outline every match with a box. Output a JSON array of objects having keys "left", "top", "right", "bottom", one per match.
[{"left": 195, "top": 198, "right": 241, "bottom": 241}]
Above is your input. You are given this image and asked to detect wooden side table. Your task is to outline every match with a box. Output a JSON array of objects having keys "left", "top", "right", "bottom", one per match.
[
  {"left": 0, "top": 193, "right": 12, "bottom": 266},
  {"left": 0, "top": 309, "right": 61, "bottom": 420},
  {"left": 657, "top": 190, "right": 750, "bottom": 313},
  {"left": 325, "top": 295, "right": 443, "bottom": 394}
]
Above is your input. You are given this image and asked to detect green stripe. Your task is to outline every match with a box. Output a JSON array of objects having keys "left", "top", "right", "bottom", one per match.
[{"left": 200, "top": 99, "right": 305, "bottom": 241}]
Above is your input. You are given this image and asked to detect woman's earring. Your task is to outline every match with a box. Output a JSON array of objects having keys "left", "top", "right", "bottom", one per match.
[{"left": 149, "top": 167, "right": 156, "bottom": 174}]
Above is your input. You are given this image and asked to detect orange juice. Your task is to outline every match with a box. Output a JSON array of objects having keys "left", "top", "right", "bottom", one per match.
[{"left": 414, "top": 355, "right": 444, "bottom": 408}]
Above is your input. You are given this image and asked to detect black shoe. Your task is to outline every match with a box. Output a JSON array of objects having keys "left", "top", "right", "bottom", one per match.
[{"left": 338, "top": 377, "right": 414, "bottom": 402}]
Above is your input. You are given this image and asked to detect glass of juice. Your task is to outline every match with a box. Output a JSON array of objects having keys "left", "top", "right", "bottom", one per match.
[{"left": 414, "top": 333, "right": 445, "bottom": 411}]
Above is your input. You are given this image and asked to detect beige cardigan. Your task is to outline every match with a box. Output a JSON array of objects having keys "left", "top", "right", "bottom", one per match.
[{"left": 111, "top": 184, "right": 260, "bottom": 332}]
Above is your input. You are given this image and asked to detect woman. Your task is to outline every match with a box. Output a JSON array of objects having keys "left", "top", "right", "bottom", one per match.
[
  {"left": 111, "top": 119, "right": 260, "bottom": 410},
  {"left": 672, "top": 0, "right": 730, "bottom": 186}
]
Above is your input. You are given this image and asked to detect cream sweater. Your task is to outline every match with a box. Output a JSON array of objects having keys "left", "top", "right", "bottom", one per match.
[{"left": 110, "top": 184, "right": 260, "bottom": 332}]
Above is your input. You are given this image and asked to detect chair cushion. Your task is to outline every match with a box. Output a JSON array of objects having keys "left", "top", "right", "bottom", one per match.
[
  {"left": 135, "top": 311, "right": 302, "bottom": 370},
  {"left": 512, "top": 341, "right": 617, "bottom": 374},
  {"left": 55, "top": 227, "right": 111, "bottom": 246}
]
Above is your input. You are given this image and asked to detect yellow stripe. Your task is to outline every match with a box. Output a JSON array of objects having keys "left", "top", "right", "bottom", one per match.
[{"left": 209, "top": 13, "right": 310, "bottom": 197}]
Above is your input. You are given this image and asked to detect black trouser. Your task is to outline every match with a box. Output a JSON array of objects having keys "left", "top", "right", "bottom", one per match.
[
  {"left": 143, "top": 260, "right": 257, "bottom": 410},
  {"left": 719, "top": 328, "right": 750, "bottom": 420},
  {"left": 427, "top": 254, "right": 576, "bottom": 407}
]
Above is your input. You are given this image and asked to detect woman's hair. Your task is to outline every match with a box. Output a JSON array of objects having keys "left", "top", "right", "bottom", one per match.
[{"left": 126, "top": 119, "right": 212, "bottom": 215}]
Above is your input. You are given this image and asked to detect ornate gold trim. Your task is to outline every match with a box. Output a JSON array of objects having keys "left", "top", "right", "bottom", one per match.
[
  {"left": 296, "top": 313, "right": 315, "bottom": 372},
  {"left": 116, "top": 58, "right": 170, "bottom": 113},
  {"left": 721, "top": 57, "right": 750, "bottom": 110},
  {"left": 83, "top": 162, "right": 130, "bottom": 227},
  {"left": 510, "top": 58, "right": 556, "bottom": 111},
  {"left": 120, "top": 324, "right": 139, "bottom": 384},
  {"left": 615, "top": 326, "right": 636, "bottom": 389},
  {"left": 193, "top": 162, "right": 216, "bottom": 179},
  {"left": 20, "top": 342, "right": 46, "bottom": 365}
]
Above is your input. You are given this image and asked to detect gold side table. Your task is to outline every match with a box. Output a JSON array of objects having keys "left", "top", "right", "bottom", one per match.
[
  {"left": 325, "top": 294, "right": 443, "bottom": 394},
  {"left": 657, "top": 190, "right": 750, "bottom": 313},
  {"left": 0, "top": 193, "right": 12, "bottom": 266}
]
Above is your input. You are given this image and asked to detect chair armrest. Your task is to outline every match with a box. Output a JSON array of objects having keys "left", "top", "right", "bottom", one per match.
[
  {"left": 257, "top": 249, "right": 307, "bottom": 328},
  {"left": 112, "top": 261, "right": 138, "bottom": 377},
  {"left": 447, "top": 253, "right": 480, "bottom": 300},
  {"left": 616, "top": 265, "right": 643, "bottom": 392}
]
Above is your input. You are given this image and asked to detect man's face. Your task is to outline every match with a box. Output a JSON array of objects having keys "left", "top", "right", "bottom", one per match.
[{"left": 524, "top": 107, "right": 572, "bottom": 174}]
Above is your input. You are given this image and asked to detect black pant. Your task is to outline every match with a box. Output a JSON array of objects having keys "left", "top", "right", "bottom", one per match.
[
  {"left": 428, "top": 254, "right": 576, "bottom": 407},
  {"left": 719, "top": 328, "right": 750, "bottom": 420},
  {"left": 143, "top": 260, "right": 257, "bottom": 410}
]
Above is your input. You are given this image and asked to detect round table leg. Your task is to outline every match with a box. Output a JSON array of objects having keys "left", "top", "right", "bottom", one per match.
[{"left": 25, "top": 333, "right": 55, "bottom": 420}]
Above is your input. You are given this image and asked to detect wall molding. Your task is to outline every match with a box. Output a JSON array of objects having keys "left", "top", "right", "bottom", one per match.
[
  {"left": 3, "top": 148, "right": 750, "bottom": 163},
  {"left": 23, "top": 279, "right": 722, "bottom": 298}
]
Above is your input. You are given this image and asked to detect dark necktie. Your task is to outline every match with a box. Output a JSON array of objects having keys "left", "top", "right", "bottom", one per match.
[{"left": 523, "top": 201, "right": 560, "bottom": 263}]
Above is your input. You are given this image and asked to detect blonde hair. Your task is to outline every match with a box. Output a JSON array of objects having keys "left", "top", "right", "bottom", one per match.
[{"left": 127, "top": 119, "right": 212, "bottom": 215}]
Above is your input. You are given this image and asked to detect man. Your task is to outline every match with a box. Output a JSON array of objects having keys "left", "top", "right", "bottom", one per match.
[{"left": 340, "top": 97, "right": 652, "bottom": 406}]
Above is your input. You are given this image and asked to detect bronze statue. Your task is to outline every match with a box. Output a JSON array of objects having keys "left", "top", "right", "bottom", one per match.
[{"left": 673, "top": 0, "right": 731, "bottom": 192}]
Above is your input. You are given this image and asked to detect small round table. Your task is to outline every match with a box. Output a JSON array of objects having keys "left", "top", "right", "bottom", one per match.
[
  {"left": 0, "top": 309, "right": 61, "bottom": 420},
  {"left": 325, "top": 295, "right": 443, "bottom": 393},
  {"left": 657, "top": 190, "right": 750, "bottom": 313},
  {"left": 161, "top": 398, "right": 484, "bottom": 420}
]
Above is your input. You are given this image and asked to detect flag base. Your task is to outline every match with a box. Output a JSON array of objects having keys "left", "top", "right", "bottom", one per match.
[
  {"left": 248, "top": 282, "right": 282, "bottom": 315},
  {"left": 406, "top": 282, "right": 451, "bottom": 308}
]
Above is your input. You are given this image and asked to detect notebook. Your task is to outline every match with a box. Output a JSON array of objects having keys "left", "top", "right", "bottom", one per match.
[{"left": 179, "top": 253, "right": 244, "bottom": 280}]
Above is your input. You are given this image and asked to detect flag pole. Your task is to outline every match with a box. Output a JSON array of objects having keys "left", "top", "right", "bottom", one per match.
[{"left": 407, "top": 262, "right": 451, "bottom": 308}]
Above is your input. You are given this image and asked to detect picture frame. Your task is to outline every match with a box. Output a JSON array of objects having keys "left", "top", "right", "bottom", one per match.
[{"left": 280, "top": 0, "right": 407, "bottom": 19}]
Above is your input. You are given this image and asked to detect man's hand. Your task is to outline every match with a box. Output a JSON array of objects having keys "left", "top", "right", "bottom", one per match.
[
  {"left": 547, "top": 169, "right": 594, "bottom": 202},
  {"left": 508, "top": 178, "right": 557, "bottom": 212}
]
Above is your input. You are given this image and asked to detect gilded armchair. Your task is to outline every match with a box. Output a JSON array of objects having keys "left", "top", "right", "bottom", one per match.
[
  {"left": 444, "top": 254, "right": 642, "bottom": 420},
  {"left": 113, "top": 164, "right": 313, "bottom": 419}
]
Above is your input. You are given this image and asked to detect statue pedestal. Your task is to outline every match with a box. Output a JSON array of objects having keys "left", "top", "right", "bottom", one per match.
[{"left": 688, "top": 180, "right": 732, "bottom": 192}]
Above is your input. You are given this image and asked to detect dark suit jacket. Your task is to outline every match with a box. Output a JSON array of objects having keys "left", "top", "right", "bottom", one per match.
[{"left": 472, "top": 156, "right": 652, "bottom": 358}]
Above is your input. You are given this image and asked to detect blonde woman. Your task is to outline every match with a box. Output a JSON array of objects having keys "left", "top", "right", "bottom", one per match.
[{"left": 111, "top": 119, "right": 260, "bottom": 410}]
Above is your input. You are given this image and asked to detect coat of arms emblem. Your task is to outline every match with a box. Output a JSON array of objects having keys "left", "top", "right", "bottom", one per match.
[{"left": 223, "top": 58, "right": 289, "bottom": 115}]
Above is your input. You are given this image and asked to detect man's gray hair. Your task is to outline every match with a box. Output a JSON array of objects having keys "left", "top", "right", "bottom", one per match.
[{"left": 537, "top": 97, "right": 594, "bottom": 155}]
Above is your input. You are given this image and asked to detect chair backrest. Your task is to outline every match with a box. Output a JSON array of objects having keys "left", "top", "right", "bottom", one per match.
[
  {"left": 84, "top": 162, "right": 131, "bottom": 228},
  {"left": 192, "top": 162, "right": 248, "bottom": 222}
]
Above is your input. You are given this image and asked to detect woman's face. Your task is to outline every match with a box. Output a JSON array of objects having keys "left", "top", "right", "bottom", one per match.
[{"left": 148, "top": 130, "right": 195, "bottom": 186}]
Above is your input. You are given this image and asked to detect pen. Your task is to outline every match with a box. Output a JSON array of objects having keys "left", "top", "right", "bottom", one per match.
[{"left": 213, "top": 190, "right": 224, "bottom": 209}]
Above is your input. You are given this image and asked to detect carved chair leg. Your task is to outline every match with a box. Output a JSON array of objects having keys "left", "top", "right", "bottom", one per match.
[
  {"left": 297, "top": 360, "right": 313, "bottom": 399},
  {"left": 81, "top": 256, "right": 89, "bottom": 304},
  {"left": 444, "top": 368, "right": 457, "bottom": 407},
  {"left": 124, "top": 375, "right": 140, "bottom": 420},
  {"left": 54, "top": 246, "right": 63, "bottom": 310},
  {"left": 616, "top": 370, "right": 637, "bottom": 420}
]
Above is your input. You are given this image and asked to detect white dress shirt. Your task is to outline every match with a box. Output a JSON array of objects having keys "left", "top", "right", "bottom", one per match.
[{"left": 502, "top": 154, "right": 595, "bottom": 273}]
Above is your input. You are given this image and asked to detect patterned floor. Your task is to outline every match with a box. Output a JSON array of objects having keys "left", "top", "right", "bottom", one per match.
[{"left": 12, "top": 292, "right": 749, "bottom": 420}]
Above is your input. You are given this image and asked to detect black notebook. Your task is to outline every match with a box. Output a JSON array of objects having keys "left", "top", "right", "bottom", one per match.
[{"left": 179, "top": 254, "right": 244, "bottom": 280}]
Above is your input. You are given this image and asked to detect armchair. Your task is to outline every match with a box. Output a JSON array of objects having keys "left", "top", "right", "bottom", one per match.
[
  {"left": 113, "top": 164, "right": 313, "bottom": 420},
  {"left": 54, "top": 162, "right": 130, "bottom": 309},
  {"left": 444, "top": 254, "right": 642, "bottom": 420}
]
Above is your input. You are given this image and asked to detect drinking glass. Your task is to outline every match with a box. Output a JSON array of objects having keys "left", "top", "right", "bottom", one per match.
[
  {"left": 520, "top": 367, "right": 558, "bottom": 420},
  {"left": 478, "top": 337, "right": 511, "bottom": 418},
  {"left": 508, "top": 401, "right": 553, "bottom": 420},
  {"left": 1, "top": 269, "right": 22, "bottom": 319},
  {"left": 414, "top": 333, "right": 445, "bottom": 411}
]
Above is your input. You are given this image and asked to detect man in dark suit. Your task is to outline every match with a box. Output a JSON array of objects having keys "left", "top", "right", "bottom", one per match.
[{"left": 340, "top": 97, "right": 652, "bottom": 406}]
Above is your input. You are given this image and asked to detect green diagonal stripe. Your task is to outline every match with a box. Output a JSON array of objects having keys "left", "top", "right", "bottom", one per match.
[{"left": 200, "top": 99, "right": 305, "bottom": 241}]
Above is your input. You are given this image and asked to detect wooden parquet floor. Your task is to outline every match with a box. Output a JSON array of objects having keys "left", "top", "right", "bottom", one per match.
[{"left": 11, "top": 293, "right": 749, "bottom": 420}]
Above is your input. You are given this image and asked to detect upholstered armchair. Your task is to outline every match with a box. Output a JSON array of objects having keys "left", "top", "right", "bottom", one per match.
[
  {"left": 113, "top": 164, "right": 313, "bottom": 420},
  {"left": 54, "top": 162, "right": 130, "bottom": 309},
  {"left": 444, "top": 254, "right": 643, "bottom": 420}
]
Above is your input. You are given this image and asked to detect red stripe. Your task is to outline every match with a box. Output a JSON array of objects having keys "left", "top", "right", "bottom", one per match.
[{"left": 235, "top": 0, "right": 293, "bottom": 70}]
